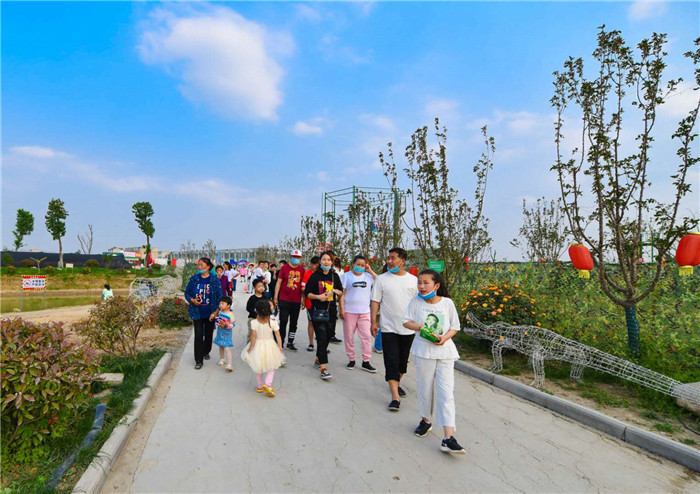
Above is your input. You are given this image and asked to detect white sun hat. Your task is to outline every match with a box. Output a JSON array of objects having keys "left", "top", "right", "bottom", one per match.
[{"left": 290, "top": 250, "right": 302, "bottom": 257}]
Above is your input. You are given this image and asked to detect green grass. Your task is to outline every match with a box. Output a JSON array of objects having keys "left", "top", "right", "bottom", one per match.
[
  {"left": 1, "top": 349, "right": 165, "bottom": 494},
  {"left": 682, "top": 438, "right": 697, "bottom": 446},
  {"left": 0, "top": 296, "right": 99, "bottom": 314},
  {"left": 653, "top": 423, "right": 676, "bottom": 434}
]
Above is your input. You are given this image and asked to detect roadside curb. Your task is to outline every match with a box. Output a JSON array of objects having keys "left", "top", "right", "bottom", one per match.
[
  {"left": 72, "top": 352, "right": 172, "bottom": 494},
  {"left": 454, "top": 360, "right": 700, "bottom": 472}
]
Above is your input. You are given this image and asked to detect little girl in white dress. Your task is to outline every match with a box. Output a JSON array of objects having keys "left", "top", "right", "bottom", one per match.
[{"left": 241, "top": 299, "right": 285, "bottom": 397}]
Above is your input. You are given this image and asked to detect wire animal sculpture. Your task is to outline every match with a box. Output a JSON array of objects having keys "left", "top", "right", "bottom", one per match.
[
  {"left": 463, "top": 312, "right": 699, "bottom": 406},
  {"left": 129, "top": 275, "right": 180, "bottom": 299}
]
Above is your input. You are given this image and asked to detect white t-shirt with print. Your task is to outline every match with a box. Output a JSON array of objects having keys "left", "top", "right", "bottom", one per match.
[
  {"left": 371, "top": 271, "right": 418, "bottom": 335},
  {"left": 404, "top": 296, "right": 460, "bottom": 360},
  {"left": 341, "top": 271, "right": 374, "bottom": 314}
]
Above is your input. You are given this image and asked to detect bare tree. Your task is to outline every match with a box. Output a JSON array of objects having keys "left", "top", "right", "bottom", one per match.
[
  {"left": 381, "top": 119, "right": 495, "bottom": 289},
  {"left": 511, "top": 198, "right": 569, "bottom": 261},
  {"left": 77, "top": 224, "right": 94, "bottom": 255},
  {"left": 201, "top": 239, "right": 217, "bottom": 260},
  {"left": 178, "top": 240, "right": 197, "bottom": 263},
  {"left": 551, "top": 28, "right": 699, "bottom": 353}
]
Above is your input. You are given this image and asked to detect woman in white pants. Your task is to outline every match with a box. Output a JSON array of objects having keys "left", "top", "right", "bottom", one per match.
[{"left": 403, "top": 269, "right": 466, "bottom": 455}]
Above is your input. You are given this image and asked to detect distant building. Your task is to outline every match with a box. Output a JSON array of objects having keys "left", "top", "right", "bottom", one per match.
[{"left": 106, "top": 246, "right": 172, "bottom": 266}]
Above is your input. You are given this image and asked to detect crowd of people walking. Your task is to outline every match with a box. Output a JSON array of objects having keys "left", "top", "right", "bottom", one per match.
[{"left": 183, "top": 247, "right": 466, "bottom": 455}]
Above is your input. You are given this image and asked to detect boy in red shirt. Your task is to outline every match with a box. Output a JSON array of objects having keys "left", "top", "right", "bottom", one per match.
[{"left": 274, "top": 250, "right": 306, "bottom": 351}]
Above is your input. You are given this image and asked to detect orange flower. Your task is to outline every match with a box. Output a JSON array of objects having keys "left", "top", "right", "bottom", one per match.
[
  {"left": 536, "top": 322, "right": 542, "bottom": 326},
  {"left": 531, "top": 311, "right": 536, "bottom": 315},
  {"left": 491, "top": 311, "right": 497, "bottom": 315},
  {"left": 499, "top": 304, "right": 504, "bottom": 308},
  {"left": 497, "top": 309, "right": 502, "bottom": 313}
]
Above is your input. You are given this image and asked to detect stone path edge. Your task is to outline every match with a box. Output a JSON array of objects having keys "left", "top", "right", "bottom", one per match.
[
  {"left": 454, "top": 360, "right": 700, "bottom": 472},
  {"left": 72, "top": 352, "right": 173, "bottom": 494}
]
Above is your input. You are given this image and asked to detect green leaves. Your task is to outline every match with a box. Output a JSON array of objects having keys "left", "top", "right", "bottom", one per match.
[
  {"left": 12, "top": 209, "right": 34, "bottom": 251},
  {"left": 45, "top": 198, "right": 67, "bottom": 241}
]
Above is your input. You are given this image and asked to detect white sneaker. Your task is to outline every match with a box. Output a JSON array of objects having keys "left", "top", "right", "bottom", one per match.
[
  {"left": 217, "top": 359, "right": 226, "bottom": 366},
  {"left": 225, "top": 364, "right": 233, "bottom": 373}
]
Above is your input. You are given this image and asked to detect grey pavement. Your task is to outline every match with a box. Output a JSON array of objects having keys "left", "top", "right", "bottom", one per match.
[{"left": 128, "top": 294, "right": 698, "bottom": 493}]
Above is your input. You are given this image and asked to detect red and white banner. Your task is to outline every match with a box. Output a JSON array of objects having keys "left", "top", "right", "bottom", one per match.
[{"left": 22, "top": 275, "right": 47, "bottom": 291}]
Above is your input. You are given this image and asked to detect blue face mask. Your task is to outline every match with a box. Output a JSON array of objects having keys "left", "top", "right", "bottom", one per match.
[
  {"left": 290, "top": 258, "right": 301, "bottom": 266},
  {"left": 353, "top": 266, "right": 365, "bottom": 274},
  {"left": 320, "top": 264, "right": 332, "bottom": 272},
  {"left": 389, "top": 266, "right": 400, "bottom": 274},
  {"left": 197, "top": 269, "right": 207, "bottom": 275},
  {"left": 418, "top": 290, "right": 437, "bottom": 300}
]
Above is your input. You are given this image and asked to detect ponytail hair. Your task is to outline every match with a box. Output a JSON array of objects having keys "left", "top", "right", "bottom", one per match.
[{"left": 418, "top": 269, "right": 450, "bottom": 298}]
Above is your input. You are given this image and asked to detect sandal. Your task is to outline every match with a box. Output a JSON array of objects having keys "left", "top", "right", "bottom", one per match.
[
  {"left": 256, "top": 387, "right": 264, "bottom": 393},
  {"left": 261, "top": 385, "right": 275, "bottom": 397}
]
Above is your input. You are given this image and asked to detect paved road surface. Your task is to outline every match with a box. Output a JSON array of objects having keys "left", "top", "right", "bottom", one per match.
[{"left": 125, "top": 294, "right": 697, "bottom": 493}]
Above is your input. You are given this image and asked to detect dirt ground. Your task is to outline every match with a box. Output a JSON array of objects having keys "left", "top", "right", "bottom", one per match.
[{"left": 462, "top": 352, "right": 699, "bottom": 450}]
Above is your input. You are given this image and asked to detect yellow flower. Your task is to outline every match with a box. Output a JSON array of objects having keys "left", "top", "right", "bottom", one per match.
[
  {"left": 497, "top": 308, "right": 502, "bottom": 313},
  {"left": 532, "top": 311, "right": 536, "bottom": 315},
  {"left": 482, "top": 303, "right": 488, "bottom": 307},
  {"left": 537, "top": 322, "right": 542, "bottom": 326},
  {"left": 513, "top": 321, "right": 517, "bottom": 325},
  {"left": 499, "top": 304, "right": 504, "bottom": 308}
]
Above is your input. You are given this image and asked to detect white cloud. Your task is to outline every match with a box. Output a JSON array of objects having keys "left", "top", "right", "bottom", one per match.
[
  {"left": 138, "top": 5, "right": 292, "bottom": 121},
  {"left": 292, "top": 121, "right": 324, "bottom": 136},
  {"left": 359, "top": 114, "right": 397, "bottom": 134},
  {"left": 627, "top": 1, "right": 667, "bottom": 21},
  {"left": 319, "top": 34, "right": 371, "bottom": 64},
  {"left": 307, "top": 171, "right": 332, "bottom": 182},
  {"left": 660, "top": 82, "right": 699, "bottom": 119},
  {"left": 10, "top": 146, "right": 71, "bottom": 159},
  {"left": 425, "top": 98, "right": 460, "bottom": 122},
  {"left": 295, "top": 4, "right": 323, "bottom": 22}
]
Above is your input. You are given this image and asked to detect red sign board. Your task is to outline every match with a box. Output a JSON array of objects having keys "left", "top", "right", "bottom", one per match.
[{"left": 22, "top": 275, "right": 47, "bottom": 291}]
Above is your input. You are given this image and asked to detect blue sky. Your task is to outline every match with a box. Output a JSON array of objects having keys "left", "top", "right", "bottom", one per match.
[{"left": 2, "top": 1, "right": 698, "bottom": 260}]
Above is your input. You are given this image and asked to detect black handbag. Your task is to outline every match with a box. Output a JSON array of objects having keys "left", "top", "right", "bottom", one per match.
[{"left": 311, "top": 300, "right": 331, "bottom": 322}]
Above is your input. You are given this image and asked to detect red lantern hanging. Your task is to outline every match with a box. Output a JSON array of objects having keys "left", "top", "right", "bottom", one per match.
[
  {"left": 675, "top": 232, "right": 700, "bottom": 276},
  {"left": 568, "top": 243, "right": 594, "bottom": 279},
  {"left": 408, "top": 266, "right": 419, "bottom": 277}
]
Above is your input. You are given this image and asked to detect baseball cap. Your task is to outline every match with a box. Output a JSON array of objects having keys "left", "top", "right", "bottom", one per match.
[{"left": 290, "top": 250, "right": 302, "bottom": 257}]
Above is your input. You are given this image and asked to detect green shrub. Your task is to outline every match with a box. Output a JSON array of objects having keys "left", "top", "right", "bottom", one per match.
[
  {"left": 44, "top": 265, "right": 56, "bottom": 274},
  {"left": 21, "top": 259, "right": 35, "bottom": 268},
  {"left": 74, "top": 296, "right": 156, "bottom": 356},
  {"left": 6, "top": 266, "right": 16, "bottom": 274},
  {"left": 2, "top": 253, "right": 13, "bottom": 267},
  {"left": 85, "top": 259, "right": 100, "bottom": 268},
  {"left": 181, "top": 263, "right": 197, "bottom": 291},
  {"left": 81, "top": 267, "right": 91, "bottom": 274},
  {"left": 461, "top": 281, "right": 544, "bottom": 326},
  {"left": 157, "top": 297, "right": 191, "bottom": 328},
  {"left": 149, "top": 263, "right": 162, "bottom": 272},
  {"left": 1, "top": 318, "right": 100, "bottom": 458}
]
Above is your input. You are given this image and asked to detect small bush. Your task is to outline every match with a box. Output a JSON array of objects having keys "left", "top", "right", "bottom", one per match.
[
  {"left": 85, "top": 259, "right": 100, "bottom": 268},
  {"left": 461, "top": 281, "right": 544, "bottom": 326},
  {"left": 157, "top": 297, "right": 191, "bottom": 328},
  {"left": 21, "top": 259, "right": 35, "bottom": 268},
  {"left": 44, "top": 265, "right": 56, "bottom": 274},
  {"left": 74, "top": 296, "right": 156, "bottom": 356},
  {"left": 81, "top": 267, "right": 91, "bottom": 274},
  {"left": 149, "top": 263, "right": 162, "bottom": 272},
  {"left": 1, "top": 318, "right": 100, "bottom": 458},
  {"left": 6, "top": 266, "right": 16, "bottom": 274},
  {"left": 116, "top": 267, "right": 126, "bottom": 274},
  {"left": 2, "top": 253, "right": 14, "bottom": 267}
]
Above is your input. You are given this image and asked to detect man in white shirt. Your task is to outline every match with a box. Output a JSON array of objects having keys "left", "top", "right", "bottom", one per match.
[{"left": 370, "top": 247, "right": 418, "bottom": 411}]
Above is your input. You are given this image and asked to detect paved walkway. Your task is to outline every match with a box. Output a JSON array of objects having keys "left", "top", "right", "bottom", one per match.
[{"left": 126, "top": 295, "right": 698, "bottom": 493}]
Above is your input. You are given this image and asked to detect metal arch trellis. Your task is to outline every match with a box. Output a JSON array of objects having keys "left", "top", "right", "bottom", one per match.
[{"left": 322, "top": 186, "right": 405, "bottom": 248}]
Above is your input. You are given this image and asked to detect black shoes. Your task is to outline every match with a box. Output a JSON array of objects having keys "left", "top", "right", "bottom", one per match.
[
  {"left": 440, "top": 436, "right": 466, "bottom": 454},
  {"left": 414, "top": 419, "right": 432, "bottom": 438},
  {"left": 306, "top": 344, "right": 314, "bottom": 352},
  {"left": 194, "top": 363, "right": 203, "bottom": 370},
  {"left": 388, "top": 400, "right": 400, "bottom": 412},
  {"left": 286, "top": 343, "right": 298, "bottom": 352},
  {"left": 203, "top": 354, "right": 211, "bottom": 360},
  {"left": 346, "top": 361, "right": 356, "bottom": 370},
  {"left": 398, "top": 386, "right": 406, "bottom": 397},
  {"left": 329, "top": 336, "right": 342, "bottom": 344},
  {"left": 320, "top": 370, "right": 333, "bottom": 380},
  {"left": 361, "top": 361, "right": 377, "bottom": 373}
]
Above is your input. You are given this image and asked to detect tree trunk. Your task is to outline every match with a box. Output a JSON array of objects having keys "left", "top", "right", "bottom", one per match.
[
  {"left": 624, "top": 304, "right": 640, "bottom": 355},
  {"left": 146, "top": 236, "right": 150, "bottom": 268},
  {"left": 58, "top": 237, "right": 64, "bottom": 268}
]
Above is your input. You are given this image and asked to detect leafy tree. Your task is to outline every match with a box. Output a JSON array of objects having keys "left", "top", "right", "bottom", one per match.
[
  {"left": 551, "top": 28, "right": 699, "bottom": 353},
  {"left": 510, "top": 197, "right": 569, "bottom": 261},
  {"left": 45, "top": 199, "right": 68, "bottom": 268},
  {"left": 132, "top": 202, "right": 155, "bottom": 267},
  {"left": 381, "top": 118, "right": 495, "bottom": 289},
  {"left": 12, "top": 209, "right": 34, "bottom": 251}
]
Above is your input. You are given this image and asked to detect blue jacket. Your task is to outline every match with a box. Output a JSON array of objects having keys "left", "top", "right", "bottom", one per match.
[{"left": 184, "top": 272, "right": 222, "bottom": 321}]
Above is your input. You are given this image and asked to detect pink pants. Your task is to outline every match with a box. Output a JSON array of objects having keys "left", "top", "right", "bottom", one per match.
[{"left": 343, "top": 312, "right": 372, "bottom": 362}]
